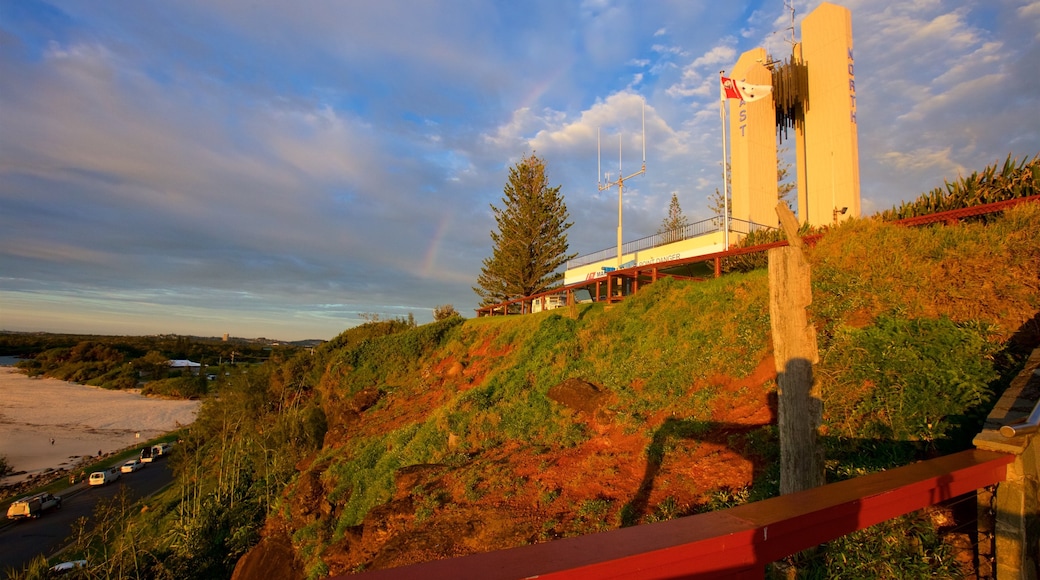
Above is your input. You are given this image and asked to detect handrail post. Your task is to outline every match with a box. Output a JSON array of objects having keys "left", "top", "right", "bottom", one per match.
[{"left": 973, "top": 346, "right": 1040, "bottom": 579}]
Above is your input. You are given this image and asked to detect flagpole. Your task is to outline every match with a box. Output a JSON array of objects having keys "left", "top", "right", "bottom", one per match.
[{"left": 720, "top": 71, "right": 730, "bottom": 250}]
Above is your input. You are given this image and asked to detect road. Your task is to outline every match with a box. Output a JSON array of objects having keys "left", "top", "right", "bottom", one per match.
[{"left": 0, "top": 459, "right": 175, "bottom": 573}]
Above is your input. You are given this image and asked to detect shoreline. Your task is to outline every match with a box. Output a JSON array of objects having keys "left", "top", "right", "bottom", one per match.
[{"left": 0, "top": 364, "right": 201, "bottom": 488}]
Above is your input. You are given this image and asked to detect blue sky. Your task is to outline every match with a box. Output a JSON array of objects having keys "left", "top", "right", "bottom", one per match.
[{"left": 2, "top": 0, "right": 1039, "bottom": 341}]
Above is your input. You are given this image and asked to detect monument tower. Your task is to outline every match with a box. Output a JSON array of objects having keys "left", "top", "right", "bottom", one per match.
[{"left": 725, "top": 1, "right": 861, "bottom": 230}]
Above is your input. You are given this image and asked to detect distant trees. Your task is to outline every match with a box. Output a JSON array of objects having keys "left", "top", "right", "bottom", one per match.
[
  {"left": 433, "top": 304, "right": 460, "bottom": 321},
  {"left": 474, "top": 153, "right": 576, "bottom": 307},
  {"left": 657, "top": 192, "right": 689, "bottom": 244},
  {"left": 6, "top": 334, "right": 301, "bottom": 393},
  {"left": 141, "top": 350, "right": 171, "bottom": 380}
]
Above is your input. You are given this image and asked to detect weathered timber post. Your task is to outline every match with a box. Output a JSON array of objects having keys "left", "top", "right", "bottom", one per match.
[{"left": 768, "top": 202, "right": 825, "bottom": 494}]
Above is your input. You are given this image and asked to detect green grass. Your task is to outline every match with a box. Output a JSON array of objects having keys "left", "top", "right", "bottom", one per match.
[{"left": 42, "top": 199, "right": 1040, "bottom": 577}]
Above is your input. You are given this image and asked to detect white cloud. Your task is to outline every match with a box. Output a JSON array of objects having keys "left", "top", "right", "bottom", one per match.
[
  {"left": 2, "top": 0, "right": 1038, "bottom": 339},
  {"left": 665, "top": 44, "right": 738, "bottom": 98}
]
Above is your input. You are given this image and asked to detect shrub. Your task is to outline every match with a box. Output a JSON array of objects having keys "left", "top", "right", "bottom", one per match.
[
  {"left": 433, "top": 304, "right": 460, "bottom": 321},
  {"left": 822, "top": 315, "right": 998, "bottom": 443}
]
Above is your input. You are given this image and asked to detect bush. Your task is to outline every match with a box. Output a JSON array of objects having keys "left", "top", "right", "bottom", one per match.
[
  {"left": 822, "top": 315, "right": 998, "bottom": 443},
  {"left": 434, "top": 304, "right": 460, "bottom": 321},
  {"left": 141, "top": 375, "right": 208, "bottom": 399}
]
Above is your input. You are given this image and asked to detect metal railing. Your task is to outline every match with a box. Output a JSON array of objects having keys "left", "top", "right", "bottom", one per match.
[
  {"left": 478, "top": 196, "right": 1039, "bottom": 318},
  {"left": 566, "top": 216, "right": 776, "bottom": 270}
]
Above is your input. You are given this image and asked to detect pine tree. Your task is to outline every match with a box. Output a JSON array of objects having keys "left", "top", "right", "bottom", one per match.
[
  {"left": 474, "top": 153, "right": 576, "bottom": 308},
  {"left": 657, "top": 192, "right": 689, "bottom": 244}
]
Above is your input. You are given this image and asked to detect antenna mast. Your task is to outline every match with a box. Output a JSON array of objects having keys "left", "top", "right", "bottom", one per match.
[
  {"left": 784, "top": 0, "right": 797, "bottom": 46},
  {"left": 597, "top": 98, "right": 647, "bottom": 268}
]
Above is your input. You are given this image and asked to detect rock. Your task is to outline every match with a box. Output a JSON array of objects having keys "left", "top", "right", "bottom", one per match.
[
  {"left": 393, "top": 464, "right": 447, "bottom": 499},
  {"left": 350, "top": 388, "right": 382, "bottom": 413},
  {"left": 230, "top": 529, "right": 304, "bottom": 580},
  {"left": 547, "top": 378, "right": 609, "bottom": 416}
]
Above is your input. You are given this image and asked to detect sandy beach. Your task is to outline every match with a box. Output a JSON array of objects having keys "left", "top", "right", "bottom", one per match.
[{"left": 0, "top": 362, "right": 201, "bottom": 486}]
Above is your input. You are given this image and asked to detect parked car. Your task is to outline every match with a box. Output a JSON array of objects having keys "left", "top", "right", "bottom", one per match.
[
  {"left": 6, "top": 492, "right": 62, "bottom": 519},
  {"left": 120, "top": 458, "right": 144, "bottom": 473},
  {"left": 141, "top": 442, "right": 173, "bottom": 463},
  {"left": 151, "top": 442, "right": 173, "bottom": 459},
  {"left": 88, "top": 468, "right": 121, "bottom": 486}
]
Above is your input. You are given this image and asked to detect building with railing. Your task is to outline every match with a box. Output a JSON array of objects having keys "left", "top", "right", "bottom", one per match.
[{"left": 563, "top": 216, "right": 773, "bottom": 286}]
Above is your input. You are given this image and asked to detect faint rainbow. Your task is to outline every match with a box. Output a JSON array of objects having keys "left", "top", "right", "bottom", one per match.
[
  {"left": 515, "top": 57, "right": 571, "bottom": 114},
  {"left": 422, "top": 214, "right": 452, "bottom": 278},
  {"left": 420, "top": 62, "right": 568, "bottom": 278}
]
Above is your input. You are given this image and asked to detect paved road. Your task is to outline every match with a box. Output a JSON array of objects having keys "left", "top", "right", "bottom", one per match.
[{"left": 0, "top": 460, "right": 175, "bottom": 573}]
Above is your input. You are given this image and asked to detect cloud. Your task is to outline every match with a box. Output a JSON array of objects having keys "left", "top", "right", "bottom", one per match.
[
  {"left": 1, "top": 0, "right": 1037, "bottom": 340},
  {"left": 664, "top": 43, "right": 741, "bottom": 99}
]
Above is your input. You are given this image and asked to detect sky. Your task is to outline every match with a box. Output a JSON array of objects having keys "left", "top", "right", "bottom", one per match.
[{"left": 1, "top": 1, "right": 1039, "bottom": 342}]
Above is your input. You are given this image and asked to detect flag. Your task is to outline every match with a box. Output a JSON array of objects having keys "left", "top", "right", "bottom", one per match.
[
  {"left": 720, "top": 76, "right": 742, "bottom": 100},
  {"left": 736, "top": 79, "right": 772, "bottom": 102},
  {"left": 720, "top": 76, "right": 773, "bottom": 103}
]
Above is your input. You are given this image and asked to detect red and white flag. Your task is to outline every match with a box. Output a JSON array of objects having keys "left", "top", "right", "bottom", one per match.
[{"left": 720, "top": 76, "right": 772, "bottom": 103}]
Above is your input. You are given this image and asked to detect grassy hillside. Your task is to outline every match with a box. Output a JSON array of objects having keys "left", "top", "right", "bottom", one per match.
[
  {"left": 25, "top": 202, "right": 1039, "bottom": 580},
  {"left": 272, "top": 203, "right": 1039, "bottom": 577}
]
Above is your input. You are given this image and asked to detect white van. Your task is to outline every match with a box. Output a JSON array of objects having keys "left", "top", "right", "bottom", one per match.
[
  {"left": 151, "top": 442, "right": 172, "bottom": 459},
  {"left": 88, "top": 468, "right": 120, "bottom": 486}
]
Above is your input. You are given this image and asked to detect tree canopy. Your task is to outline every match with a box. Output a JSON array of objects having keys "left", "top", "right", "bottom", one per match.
[
  {"left": 657, "top": 192, "right": 689, "bottom": 243},
  {"left": 474, "top": 153, "right": 576, "bottom": 306}
]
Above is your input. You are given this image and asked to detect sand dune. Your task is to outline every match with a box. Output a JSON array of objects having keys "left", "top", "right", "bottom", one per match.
[{"left": 0, "top": 365, "right": 201, "bottom": 486}]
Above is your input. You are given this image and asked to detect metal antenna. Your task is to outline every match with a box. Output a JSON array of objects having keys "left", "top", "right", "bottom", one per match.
[
  {"left": 597, "top": 97, "right": 647, "bottom": 268},
  {"left": 784, "top": 0, "right": 797, "bottom": 47}
]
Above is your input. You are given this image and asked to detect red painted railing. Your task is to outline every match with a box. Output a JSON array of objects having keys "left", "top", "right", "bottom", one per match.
[{"left": 347, "top": 449, "right": 1013, "bottom": 579}]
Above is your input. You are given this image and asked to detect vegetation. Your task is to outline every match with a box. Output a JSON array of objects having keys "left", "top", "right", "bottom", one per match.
[
  {"left": 432, "top": 304, "right": 460, "bottom": 321},
  {"left": 880, "top": 153, "right": 1039, "bottom": 220},
  {"left": 657, "top": 192, "right": 689, "bottom": 243},
  {"left": 7, "top": 162, "right": 1039, "bottom": 578},
  {"left": 7, "top": 356, "right": 329, "bottom": 580},
  {"left": 713, "top": 153, "right": 1038, "bottom": 277},
  {"left": 3, "top": 334, "right": 302, "bottom": 392},
  {"left": 474, "top": 153, "right": 576, "bottom": 307}
]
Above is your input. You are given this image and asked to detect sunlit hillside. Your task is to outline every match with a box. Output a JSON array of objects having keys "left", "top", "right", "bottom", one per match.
[
  {"left": 26, "top": 202, "right": 1039, "bottom": 580},
  {"left": 237, "top": 202, "right": 1040, "bottom": 578}
]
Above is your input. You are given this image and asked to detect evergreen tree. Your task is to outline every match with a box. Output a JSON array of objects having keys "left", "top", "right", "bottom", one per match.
[
  {"left": 474, "top": 153, "right": 576, "bottom": 307},
  {"left": 657, "top": 192, "right": 689, "bottom": 244}
]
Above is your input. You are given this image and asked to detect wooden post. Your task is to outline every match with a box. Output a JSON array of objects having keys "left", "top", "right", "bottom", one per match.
[
  {"left": 768, "top": 202, "right": 824, "bottom": 495},
  {"left": 972, "top": 346, "right": 1040, "bottom": 579}
]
